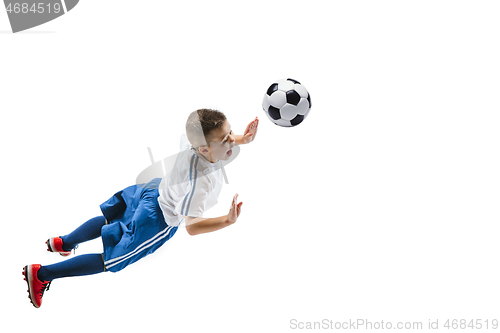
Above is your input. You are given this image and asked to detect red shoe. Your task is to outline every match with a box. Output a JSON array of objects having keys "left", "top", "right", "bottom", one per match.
[
  {"left": 46, "top": 237, "right": 72, "bottom": 256},
  {"left": 23, "top": 264, "right": 51, "bottom": 308}
]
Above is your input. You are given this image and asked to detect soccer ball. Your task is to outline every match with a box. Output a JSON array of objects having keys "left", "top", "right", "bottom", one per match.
[{"left": 262, "top": 78, "right": 312, "bottom": 127}]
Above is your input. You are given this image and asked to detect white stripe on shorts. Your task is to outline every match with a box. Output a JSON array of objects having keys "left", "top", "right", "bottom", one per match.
[{"left": 104, "top": 225, "right": 175, "bottom": 270}]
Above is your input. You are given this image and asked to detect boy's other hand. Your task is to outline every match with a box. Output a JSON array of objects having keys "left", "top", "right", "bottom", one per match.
[
  {"left": 241, "top": 117, "right": 259, "bottom": 144},
  {"left": 227, "top": 194, "right": 243, "bottom": 224}
]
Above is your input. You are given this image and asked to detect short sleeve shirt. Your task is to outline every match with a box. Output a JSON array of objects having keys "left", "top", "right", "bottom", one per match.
[{"left": 158, "top": 146, "right": 224, "bottom": 227}]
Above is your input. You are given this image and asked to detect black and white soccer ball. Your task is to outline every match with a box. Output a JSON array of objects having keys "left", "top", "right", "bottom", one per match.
[{"left": 262, "top": 78, "right": 312, "bottom": 127}]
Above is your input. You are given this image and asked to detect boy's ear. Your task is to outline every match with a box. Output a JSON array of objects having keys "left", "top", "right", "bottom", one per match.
[{"left": 198, "top": 145, "right": 209, "bottom": 154}]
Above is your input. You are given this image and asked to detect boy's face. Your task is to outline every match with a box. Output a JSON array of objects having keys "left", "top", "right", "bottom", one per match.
[{"left": 202, "top": 120, "right": 235, "bottom": 163}]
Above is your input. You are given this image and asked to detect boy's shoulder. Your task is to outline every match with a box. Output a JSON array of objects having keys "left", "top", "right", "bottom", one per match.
[
  {"left": 168, "top": 149, "right": 215, "bottom": 183},
  {"left": 168, "top": 148, "right": 197, "bottom": 180}
]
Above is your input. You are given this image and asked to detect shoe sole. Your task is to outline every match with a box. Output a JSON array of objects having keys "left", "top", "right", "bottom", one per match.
[{"left": 22, "top": 265, "right": 40, "bottom": 308}]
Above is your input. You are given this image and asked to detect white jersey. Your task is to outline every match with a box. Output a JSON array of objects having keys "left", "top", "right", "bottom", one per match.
[{"left": 158, "top": 143, "right": 224, "bottom": 227}]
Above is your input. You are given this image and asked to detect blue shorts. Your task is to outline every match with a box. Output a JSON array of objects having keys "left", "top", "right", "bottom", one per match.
[{"left": 99, "top": 178, "right": 177, "bottom": 272}]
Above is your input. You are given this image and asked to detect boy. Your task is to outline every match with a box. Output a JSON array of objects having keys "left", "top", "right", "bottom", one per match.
[{"left": 23, "top": 109, "right": 259, "bottom": 308}]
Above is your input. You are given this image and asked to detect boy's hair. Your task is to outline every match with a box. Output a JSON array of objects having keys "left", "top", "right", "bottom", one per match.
[{"left": 186, "top": 109, "right": 227, "bottom": 147}]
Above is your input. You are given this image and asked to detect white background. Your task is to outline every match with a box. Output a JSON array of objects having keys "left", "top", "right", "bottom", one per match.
[{"left": 1, "top": 1, "right": 500, "bottom": 332}]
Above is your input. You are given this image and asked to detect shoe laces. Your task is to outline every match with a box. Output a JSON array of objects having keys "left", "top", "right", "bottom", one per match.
[{"left": 39, "top": 281, "right": 51, "bottom": 297}]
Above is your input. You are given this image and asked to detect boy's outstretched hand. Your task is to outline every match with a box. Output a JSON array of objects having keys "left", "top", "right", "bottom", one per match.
[
  {"left": 184, "top": 194, "right": 243, "bottom": 235},
  {"left": 227, "top": 194, "right": 243, "bottom": 224},
  {"left": 237, "top": 117, "right": 259, "bottom": 145}
]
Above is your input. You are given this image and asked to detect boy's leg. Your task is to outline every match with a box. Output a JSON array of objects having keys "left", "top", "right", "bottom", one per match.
[
  {"left": 24, "top": 254, "right": 105, "bottom": 308},
  {"left": 60, "top": 216, "right": 106, "bottom": 251},
  {"left": 37, "top": 253, "right": 105, "bottom": 281}
]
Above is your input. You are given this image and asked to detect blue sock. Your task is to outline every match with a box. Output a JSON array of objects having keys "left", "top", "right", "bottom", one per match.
[
  {"left": 61, "top": 216, "right": 106, "bottom": 251},
  {"left": 37, "top": 254, "right": 105, "bottom": 282}
]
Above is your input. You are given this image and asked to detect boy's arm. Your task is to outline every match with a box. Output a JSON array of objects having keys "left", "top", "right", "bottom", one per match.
[
  {"left": 185, "top": 215, "right": 230, "bottom": 236},
  {"left": 235, "top": 117, "right": 259, "bottom": 145},
  {"left": 184, "top": 194, "right": 243, "bottom": 236}
]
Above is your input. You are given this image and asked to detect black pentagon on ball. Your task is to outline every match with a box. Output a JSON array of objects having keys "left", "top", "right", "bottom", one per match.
[
  {"left": 287, "top": 78, "right": 301, "bottom": 84},
  {"left": 307, "top": 93, "right": 311, "bottom": 108},
  {"left": 266, "top": 83, "right": 278, "bottom": 96},
  {"left": 268, "top": 106, "right": 281, "bottom": 120},
  {"left": 290, "top": 114, "right": 304, "bottom": 126},
  {"left": 286, "top": 90, "right": 301, "bottom": 106}
]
